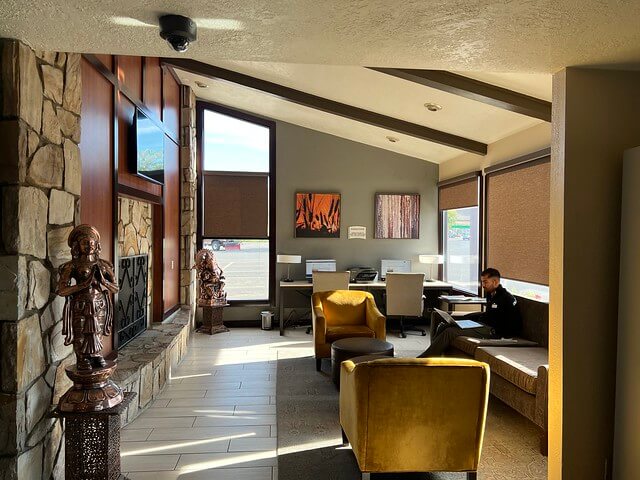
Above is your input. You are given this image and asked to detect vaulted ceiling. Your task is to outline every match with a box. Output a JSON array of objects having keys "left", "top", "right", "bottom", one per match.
[{"left": 174, "top": 63, "right": 550, "bottom": 163}]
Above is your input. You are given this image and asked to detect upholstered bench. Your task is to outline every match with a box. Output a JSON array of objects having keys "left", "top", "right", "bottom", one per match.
[{"left": 446, "top": 295, "right": 549, "bottom": 453}]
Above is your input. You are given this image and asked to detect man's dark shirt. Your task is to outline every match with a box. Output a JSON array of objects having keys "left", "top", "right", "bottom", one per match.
[{"left": 470, "top": 285, "right": 522, "bottom": 338}]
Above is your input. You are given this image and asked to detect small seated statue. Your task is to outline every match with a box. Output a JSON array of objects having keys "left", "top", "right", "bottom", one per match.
[{"left": 194, "top": 249, "right": 227, "bottom": 307}]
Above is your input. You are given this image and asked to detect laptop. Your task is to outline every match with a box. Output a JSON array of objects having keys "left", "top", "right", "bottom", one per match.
[{"left": 433, "top": 308, "right": 483, "bottom": 330}]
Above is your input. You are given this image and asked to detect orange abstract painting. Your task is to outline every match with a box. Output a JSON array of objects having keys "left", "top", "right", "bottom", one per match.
[{"left": 295, "top": 193, "right": 341, "bottom": 238}]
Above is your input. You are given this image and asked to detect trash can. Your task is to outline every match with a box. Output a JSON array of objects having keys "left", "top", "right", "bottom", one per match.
[{"left": 260, "top": 311, "right": 273, "bottom": 330}]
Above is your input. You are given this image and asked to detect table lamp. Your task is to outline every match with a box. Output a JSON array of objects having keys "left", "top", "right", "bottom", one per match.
[
  {"left": 277, "top": 254, "right": 301, "bottom": 282},
  {"left": 419, "top": 254, "right": 444, "bottom": 281}
]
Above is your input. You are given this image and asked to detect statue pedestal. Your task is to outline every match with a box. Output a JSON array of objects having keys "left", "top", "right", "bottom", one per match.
[
  {"left": 58, "top": 361, "right": 124, "bottom": 413},
  {"left": 197, "top": 304, "right": 229, "bottom": 335},
  {"left": 56, "top": 391, "right": 135, "bottom": 480}
]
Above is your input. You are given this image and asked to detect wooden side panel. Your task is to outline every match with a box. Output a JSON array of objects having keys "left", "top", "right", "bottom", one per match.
[
  {"left": 143, "top": 57, "right": 162, "bottom": 121},
  {"left": 152, "top": 203, "right": 164, "bottom": 322},
  {"left": 162, "top": 67, "right": 180, "bottom": 141},
  {"left": 117, "top": 55, "right": 142, "bottom": 102},
  {"left": 80, "top": 57, "right": 114, "bottom": 356},
  {"left": 163, "top": 136, "right": 180, "bottom": 314},
  {"left": 80, "top": 58, "right": 114, "bottom": 262},
  {"left": 94, "top": 54, "right": 113, "bottom": 71},
  {"left": 116, "top": 92, "right": 163, "bottom": 196}
]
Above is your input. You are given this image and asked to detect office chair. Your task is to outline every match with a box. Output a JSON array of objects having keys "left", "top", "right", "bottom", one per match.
[
  {"left": 385, "top": 273, "right": 427, "bottom": 338},
  {"left": 306, "top": 271, "right": 350, "bottom": 334}
]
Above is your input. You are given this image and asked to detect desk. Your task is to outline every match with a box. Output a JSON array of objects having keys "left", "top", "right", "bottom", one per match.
[
  {"left": 279, "top": 280, "right": 453, "bottom": 335},
  {"left": 438, "top": 295, "right": 486, "bottom": 312}
]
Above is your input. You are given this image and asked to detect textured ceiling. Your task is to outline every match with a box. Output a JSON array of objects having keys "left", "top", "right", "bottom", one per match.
[{"left": 2, "top": 1, "right": 640, "bottom": 72}]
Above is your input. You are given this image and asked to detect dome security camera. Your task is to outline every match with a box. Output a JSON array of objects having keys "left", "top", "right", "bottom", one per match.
[{"left": 159, "top": 15, "right": 197, "bottom": 53}]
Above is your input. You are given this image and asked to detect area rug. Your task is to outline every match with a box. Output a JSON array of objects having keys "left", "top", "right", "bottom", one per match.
[{"left": 276, "top": 355, "right": 547, "bottom": 480}]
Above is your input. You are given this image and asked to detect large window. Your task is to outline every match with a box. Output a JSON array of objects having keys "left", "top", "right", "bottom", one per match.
[
  {"left": 442, "top": 207, "right": 480, "bottom": 294},
  {"left": 438, "top": 174, "right": 481, "bottom": 294},
  {"left": 198, "top": 105, "right": 275, "bottom": 302}
]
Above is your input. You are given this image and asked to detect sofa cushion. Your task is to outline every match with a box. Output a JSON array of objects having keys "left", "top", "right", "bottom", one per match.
[
  {"left": 474, "top": 346, "right": 548, "bottom": 395},
  {"left": 326, "top": 325, "right": 375, "bottom": 343},
  {"left": 452, "top": 336, "right": 539, "bottom": 356}
]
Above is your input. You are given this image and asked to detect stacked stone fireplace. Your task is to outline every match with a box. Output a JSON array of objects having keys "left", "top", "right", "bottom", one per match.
[{"left": 117, "top": 197, "right": 153, "bottom": 346}]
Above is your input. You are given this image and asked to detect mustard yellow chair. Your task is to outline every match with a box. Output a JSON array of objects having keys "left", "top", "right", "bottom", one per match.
[
  {"left": 312, "top": 290, "right": 386, "bottom": 371},
  {"left": 340, "top": 357, "right": 490, "bottom": 479}
]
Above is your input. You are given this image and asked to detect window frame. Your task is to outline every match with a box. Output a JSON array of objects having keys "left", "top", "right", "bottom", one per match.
[
  {"left": 196, "top": 101, "right": 276, "bottom": 306},
  {"left": 437, "top": 172, "right": 483, "bottom": 297},
  {"left": 441, "top": 206, "right": 481, "bottom": 296}
]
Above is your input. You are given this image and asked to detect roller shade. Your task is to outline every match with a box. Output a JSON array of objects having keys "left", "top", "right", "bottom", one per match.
[
  {"left": 439, "top": 175, "right": 480, "bottom": 211},
  {"left": 486, "top": 157, "right": 550, "bottom": 285},
  {"left": 202, "top": 173, "right": 268, "bottom": 238}
]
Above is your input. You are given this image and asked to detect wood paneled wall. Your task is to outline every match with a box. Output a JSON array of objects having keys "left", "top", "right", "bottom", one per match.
[{"left": 80, "top": 54, "right": 182, "bottom": 344}]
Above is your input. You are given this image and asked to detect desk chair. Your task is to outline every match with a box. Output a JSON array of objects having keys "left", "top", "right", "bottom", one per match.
[
  {"left": 306, "top": 271, "right": 350, "bottom": 334},
  {"left": 385, "top": 273, "right": 427, "bottom": 338}
]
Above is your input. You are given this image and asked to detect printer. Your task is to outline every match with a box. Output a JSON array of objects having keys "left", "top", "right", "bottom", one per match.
[{"left": 347, "top": 266, "right": 378, "bottom": 283}]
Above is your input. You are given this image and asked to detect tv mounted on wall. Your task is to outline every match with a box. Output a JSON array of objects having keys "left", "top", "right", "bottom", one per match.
[{"left": 132, "top": 108, "right": 165, "bottom": 185}]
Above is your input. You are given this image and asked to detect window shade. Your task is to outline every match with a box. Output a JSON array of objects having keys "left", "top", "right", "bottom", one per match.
[
  {"left": 439, "top": 176, "right": 480, "bottom": 211},
  {"left": 485, "top": 157, "right": 550, "bottom": 285},
  {"left": 202, "top": 174, "right": 268, "bottom": 238}
]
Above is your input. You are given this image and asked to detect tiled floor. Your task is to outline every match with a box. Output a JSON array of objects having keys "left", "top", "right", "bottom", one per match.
[{"left": 121, "top": 324, "right": 436, "bottom": 479}]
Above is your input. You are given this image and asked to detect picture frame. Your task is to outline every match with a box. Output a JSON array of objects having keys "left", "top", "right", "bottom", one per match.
[
  {"left": 295, "top": 192, "right": 341, "bottom": 238},
  {"left": 374, "top": 193, "right": 420, "bottom": 239}
]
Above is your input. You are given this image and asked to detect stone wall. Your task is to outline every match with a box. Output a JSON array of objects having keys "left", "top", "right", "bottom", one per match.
[
  {"left": 112, "top": 308, "right": 191, "bottom": 424},
  {"left": 179, "top": 86, "right": 197, "bottom": 320},
  {"left": 117, "top": 197, "right": 153, "bottom": 323},
  {"left": 0, "top": 39, "right": 80, "bottom": 480}
]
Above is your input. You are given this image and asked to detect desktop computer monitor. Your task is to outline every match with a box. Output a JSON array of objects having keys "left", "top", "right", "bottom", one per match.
[
  {"left": 305, "top": 259, "right": 337, "bottom": 281},
  {"left": 380, "top": 259, "right": 411, "bottom": 280}
]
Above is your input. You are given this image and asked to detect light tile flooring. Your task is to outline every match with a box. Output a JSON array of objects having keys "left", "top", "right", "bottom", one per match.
[{"left": 121, "top": 325, "right": 435, "bottom": 479}]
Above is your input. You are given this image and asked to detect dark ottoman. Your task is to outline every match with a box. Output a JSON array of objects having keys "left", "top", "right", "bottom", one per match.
[{"left": 331, "top": 337, "right": 394, "bottom": 388}]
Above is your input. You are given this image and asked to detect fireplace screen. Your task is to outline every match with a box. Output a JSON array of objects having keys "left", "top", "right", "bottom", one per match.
[{"left": 116, "top": 254, "right": 148, "bottom": 348}]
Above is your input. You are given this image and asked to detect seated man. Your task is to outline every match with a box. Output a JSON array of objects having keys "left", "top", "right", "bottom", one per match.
[{"left": 417, "top": 268, "right": 521, "bottom": 357}]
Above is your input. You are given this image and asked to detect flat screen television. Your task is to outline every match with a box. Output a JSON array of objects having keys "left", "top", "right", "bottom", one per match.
[{"left": 132, "top": 108, "right": 164, "bottom": 185}]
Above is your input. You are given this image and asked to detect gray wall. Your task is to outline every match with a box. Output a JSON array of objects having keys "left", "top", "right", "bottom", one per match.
[
  {"left": 276, "top": 122, "right": 438, "bottom": 277},
  {"left": 224, "top": 120, "right": 439, "bottom": 321}
]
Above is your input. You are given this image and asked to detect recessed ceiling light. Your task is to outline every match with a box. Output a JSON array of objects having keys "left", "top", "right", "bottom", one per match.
[
  {"left": 424, "top": 102, "right": 442, "bottom": 112},
  {"left": 386, "top": 136, "right": 399, "bottom": 143},
  {"left": 195, "top": 81, "right": 208, "bottom": 88}
]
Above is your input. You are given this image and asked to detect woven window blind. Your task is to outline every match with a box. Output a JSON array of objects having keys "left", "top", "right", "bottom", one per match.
[
  {"left": 439, "top": 176, "right": 480, "bottom": 211},
  {"left": 202, "top": 174, "right": 269, "bottom": 238},
  {"left": 485, "top": 157, "right": 550, "bottom": 285}
]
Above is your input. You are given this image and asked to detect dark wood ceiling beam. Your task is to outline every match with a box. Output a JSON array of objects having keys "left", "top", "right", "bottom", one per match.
[
  {"left": 162, "top": 58, "right": 487, "bottom": 155},
  {"left": 369, "top": 68, "right": 551, "bottom": 122}
]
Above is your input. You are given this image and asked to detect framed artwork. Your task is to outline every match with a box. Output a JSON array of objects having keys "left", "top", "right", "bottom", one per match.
[
  {"left": 374, "top": 193, "right": 420, "bottom": 239},
  {"left": 295, "top": 192, "right": 341, "bottom": 238}
]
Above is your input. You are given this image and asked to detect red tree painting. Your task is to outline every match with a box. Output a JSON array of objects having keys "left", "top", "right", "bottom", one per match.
[{"left": 295, "top": 193, "right": 341, "bottom": 238}]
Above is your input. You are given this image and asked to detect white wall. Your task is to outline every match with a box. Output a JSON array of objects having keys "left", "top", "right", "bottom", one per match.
[
  {"left": 439, "top": 122, "right": 551, "bottom": 180},
  {"left": 614, "top": 145, "right": 640, "bottom": 478}
]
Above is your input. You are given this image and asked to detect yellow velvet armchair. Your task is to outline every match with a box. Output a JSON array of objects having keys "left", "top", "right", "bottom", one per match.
[
  {"left": 340, "top": 357, "right": 490, "bottom": 479},
  {"left": 312, "top": 290, "right": 386, "bottom": 371}
]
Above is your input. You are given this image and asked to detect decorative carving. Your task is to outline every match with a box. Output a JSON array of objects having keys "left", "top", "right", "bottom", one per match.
[
  {"left": 194, "top": 249, "right": 227, "bottom": 307},
  {"left": 56, "top": 225, "right": 123, "bottom": 412},
  {"left": 193, "top": 249, "right": 229, "bottom": 334}
]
